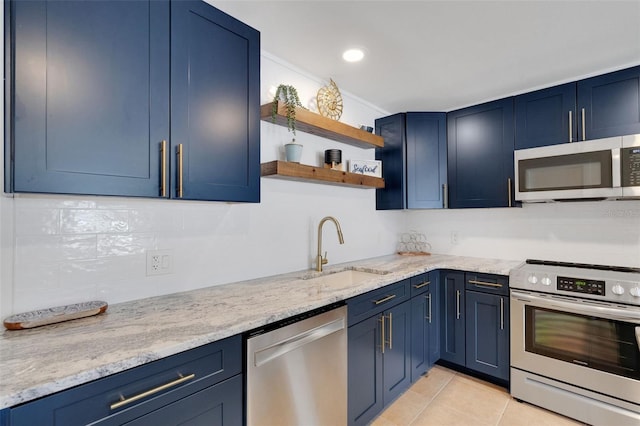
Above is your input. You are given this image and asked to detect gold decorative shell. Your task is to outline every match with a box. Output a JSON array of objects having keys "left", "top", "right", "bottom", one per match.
[{"left": 317, "top": 79, "right": 343, "bottom": 120}]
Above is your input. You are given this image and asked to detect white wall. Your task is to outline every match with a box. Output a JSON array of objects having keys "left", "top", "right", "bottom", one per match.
[
  {"left": 0, "top": 52, "right": 403, "bottom": 319},
  {"left": 404, "top": 201, "right": 640, "bottom": 268}
]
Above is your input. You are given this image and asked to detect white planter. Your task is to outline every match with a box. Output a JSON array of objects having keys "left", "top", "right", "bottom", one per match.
[{"left": 285, "top": 143, "right": 303, "bottom": 163}]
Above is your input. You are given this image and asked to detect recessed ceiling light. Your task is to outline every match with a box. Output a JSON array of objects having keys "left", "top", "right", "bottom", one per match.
[{"left": 342, "top": 48, "right": 365, "bottom": 63}]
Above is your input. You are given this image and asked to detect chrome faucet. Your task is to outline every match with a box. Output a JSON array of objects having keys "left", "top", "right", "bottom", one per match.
[{"left": 316, "top": 216, "right": 345, "bottom": 272}]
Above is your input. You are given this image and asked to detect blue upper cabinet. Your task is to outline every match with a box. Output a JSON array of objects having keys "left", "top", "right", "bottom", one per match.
[
  {"left": 375, "top": 114, "right": 406, "bottom": 210},
  {"left": 8, "top": 0, "right": 169, "bottom": 197},
  {"left": 171, "top": 1, "right": 260, "bottom": 202},
  {"left": 577, "top": 65, "right": 640, "bottom": 141},
  {"left": 447, "top": 98, "right": 515, "bottom": 208},
  {"left": 375, "top": 112, "right": 447, "bottom": 210},
  {"left": 515, "top": 66, "right": 640, "bottom": 149},
  {"left": 515, "top": 83, "right": 577, "bottom": 149},
  {"left": 7, "top": 0, "right": 260, "bottom": 202}
]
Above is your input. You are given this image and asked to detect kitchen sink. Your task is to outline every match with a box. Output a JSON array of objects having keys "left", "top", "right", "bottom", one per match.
[{"left": 299, "top": 268, "right": 389, "bottom": 291}]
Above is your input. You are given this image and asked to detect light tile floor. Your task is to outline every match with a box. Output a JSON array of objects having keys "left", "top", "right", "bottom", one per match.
[{"left": 371, "top": 365, "right": 584, "bottom": 426}]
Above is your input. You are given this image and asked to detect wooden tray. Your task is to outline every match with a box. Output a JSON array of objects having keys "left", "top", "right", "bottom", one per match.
[{"left": 3, "top": 301, "right": 108, "bottom": 330}]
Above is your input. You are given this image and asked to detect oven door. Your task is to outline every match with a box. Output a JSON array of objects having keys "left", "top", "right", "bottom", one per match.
[{"left": 511, "top": 290, "right": 640, "bottom": 405}]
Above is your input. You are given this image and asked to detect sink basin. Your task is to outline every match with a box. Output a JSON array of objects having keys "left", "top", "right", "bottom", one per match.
[{"left": 300, "top": 268, "right": 389, "bottom": 291}]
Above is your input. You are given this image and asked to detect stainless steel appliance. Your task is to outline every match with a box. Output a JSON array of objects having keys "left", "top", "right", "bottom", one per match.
[
  {"left": 514, "top": 134, "right": 640, "bottom": 202},
  {"left": 246, "top": 304, "right": 347, "bottom": 426},
  {"left": 510, "top": 260, "right": 640, "bottom": 425}
]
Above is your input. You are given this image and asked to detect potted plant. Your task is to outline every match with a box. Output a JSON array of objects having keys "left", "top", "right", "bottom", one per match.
[{"left": 271, "top": 84, "right": 303, "bottom": 162}]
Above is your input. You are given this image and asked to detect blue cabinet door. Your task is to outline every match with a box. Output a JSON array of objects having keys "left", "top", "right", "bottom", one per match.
[
  {"left": 515, "top": 83, "right": 577, "bottom": 149},
  {"left": 348, "top": 315, "right": 384, "bottom": 426},
  {"left": 171, "top": 1, "right": 260, "bottom": 202},
  {"left": 406, "top": 113, "right": 447, "bottom": 208},
  {"left": 375, "top": 114, "right": 407, "bottom": 210},
  {"left": 375, "top": 113, "right": 447, "bottom": 209},
  {"left": 577, "top": 65, "right": 640, "bottom": 141},
  {"left": 428, "top": 273, "right": 441, "bottom": 367},
  {"left": 382, "top": 300, "right": 412, "bottom": 403},
  {"left": 410, "top": 292, "right": 430, "bottom": 382},
  {"left": 122, "top": 375, "right": 242, "bottom": 426},
  {"left": 9, "top": 0, "right": 170, "bottom": 197},
  {"left": 465, "top": 291, "right": 509, "bottom": 381},
  {"left": 447, "top": 98, "right": 515, "bottom": 208},
  {"left": 440, "top": 271, "right": 465, "bottom": 366}
]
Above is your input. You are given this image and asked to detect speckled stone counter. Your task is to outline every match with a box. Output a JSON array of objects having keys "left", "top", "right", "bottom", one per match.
[{"left": 0, "top": 253, "right": 521, "bottom": 409}]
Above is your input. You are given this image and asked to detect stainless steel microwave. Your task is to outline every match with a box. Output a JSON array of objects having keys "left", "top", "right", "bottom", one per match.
[{"left": 515, "top": 135, "right": 640, "bottom": 202}]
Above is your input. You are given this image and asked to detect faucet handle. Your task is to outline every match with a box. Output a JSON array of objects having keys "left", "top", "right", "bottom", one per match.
[{"left": 321, "top": 251, "right": 328, "bottom": 265}]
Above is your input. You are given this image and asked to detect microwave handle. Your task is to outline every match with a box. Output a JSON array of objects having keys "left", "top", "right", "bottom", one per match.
[{"left": 612, "top": 148, "right": 621, "bottom": 188}]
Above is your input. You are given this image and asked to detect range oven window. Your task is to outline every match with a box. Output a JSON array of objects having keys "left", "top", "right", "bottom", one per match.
[{"left": 524, "top": 306, "right": 639, "bottom": 380}]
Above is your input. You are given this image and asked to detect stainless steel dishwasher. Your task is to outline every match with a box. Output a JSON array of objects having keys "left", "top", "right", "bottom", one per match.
[{"left": 246, "top": 304, "right": 347, "bottom": 426}]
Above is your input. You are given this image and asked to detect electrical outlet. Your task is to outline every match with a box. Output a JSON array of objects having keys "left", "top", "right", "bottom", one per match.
[
  {"left": 146, "top": 249, "right": 173, "bottom": 276},
  {"left": 451, "top": 231, "right": 459, "bottom": 245}
]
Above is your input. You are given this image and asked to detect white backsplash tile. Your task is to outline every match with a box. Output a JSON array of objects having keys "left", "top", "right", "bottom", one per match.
[
  {"left": 96, "top": 233, "right": 156, "bottom": 257},
  {"left": 60, "top": 209, "right": 129, "bottom": 234}
]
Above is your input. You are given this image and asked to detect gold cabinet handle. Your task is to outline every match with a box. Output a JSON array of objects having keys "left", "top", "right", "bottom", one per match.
[
  {"left": 176, "top": 144, "right": 184, "bottom": 198},
  {"left": 507, "top": 177, "right": 512, "bottom": 207},
  {"left": 568, "top": 111, "right": 573, "bottom": 143},
  {"left": 468, "top": 279, "right": 503, "bottom": 288},
  {"left": 379, "top": 314, "right": 385, "bottom": 354},
  {"left": 426, "top": 293, "right": 432, "bottom": 323},
  {"left": 443, "top": 183, "right": 448, "bottom": 209},
  {"left": 387, "top": 312, "right": 393, "bottom": 350},
  {"left": 374, "top": 294, "right": 396, "bottom": 305},
  {"left": 160, "top": 140, "right": 167, "bottom": 197},
  {"left": 413, "top": 281, "right": 430, "bottom": 289},
  {"left": 110, "top": 373, "right": 196, "bottom": 410},
  {"left": 456, "top": 290, "right": 461, "bottom": 320},
  {"left": 581, "top": 108, "right": 586, "bottom": 141},
  {"left": 500, "top": 297, "right": 504, "bottom": 330}
]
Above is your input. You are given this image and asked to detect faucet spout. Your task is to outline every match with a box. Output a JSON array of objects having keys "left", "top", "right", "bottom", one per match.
[{"left": 316, "top": 216, "right": 345, "bottom": 272}]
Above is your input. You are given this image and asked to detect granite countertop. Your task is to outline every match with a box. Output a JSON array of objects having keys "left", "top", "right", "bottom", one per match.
[{"left": 0, "top": 253, "right": 521, "bottom": 409}]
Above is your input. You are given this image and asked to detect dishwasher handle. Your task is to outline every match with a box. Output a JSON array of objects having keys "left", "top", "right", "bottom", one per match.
[{"left": 253, "top": 317, "right": 345, "bottom": 367}]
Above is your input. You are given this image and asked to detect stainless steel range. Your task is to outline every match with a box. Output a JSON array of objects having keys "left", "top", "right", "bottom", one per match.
[{"left": 509, "top": 260, "right": 640, "bottom": 426}]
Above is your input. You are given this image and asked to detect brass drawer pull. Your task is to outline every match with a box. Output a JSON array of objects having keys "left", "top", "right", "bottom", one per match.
[
  {"left": 176, "top": 144, "right": 184, "bottom": 198},
  {"left": 160, "top": 140, "right": 167, "bottom": 197},
  {"left": 468, "top": 279, "right": 503, "bottom": 288},
  {"left": 110, "top": 373, "right": 196, "bottom": 410},
  {"left": 373, "top": 294, "right": 396, "bottom": 305},
  {"left": 413, "top": 281, "right": 430, "bottom": 289},
  {"left": 387, "top": 312, "right": 393, "bottom": 350},
  {"left": 379, "top": 315, "right": 385, "bottom": 354},
  {"left": 426, "top": 293, "right": 432, "bottom": 323}
]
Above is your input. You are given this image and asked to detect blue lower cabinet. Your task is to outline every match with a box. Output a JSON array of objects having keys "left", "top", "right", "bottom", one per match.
[
  {"left": 120, "top": 375, "right": 242, "bottom": 426},
  {"left": 348, "top": 315, "right": 384, "bottom": 426},
  {"left": 439, "top": 271, "right": 510, "bottom": 383},
  {"left": 410, "top": 272, "right": 440, "bottom": 382},
  {"left": 439, "top": 271, "right": 466, "bottom": 365},
  {"left": 8, "top": 336, "right": 242, "bottom": 426},
  {"left": 347, "top": 285, "right": 412, "bottom": 426},
  {"left": 465, "top": 291, "right": 510, "bottom": 381}
]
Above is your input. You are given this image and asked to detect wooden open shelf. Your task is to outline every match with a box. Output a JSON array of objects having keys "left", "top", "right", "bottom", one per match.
[
  {"left": 260, "top": 101, "right": 384, "bottom": 149},
  {"left": 261, "top": 161, "right": 385, "bottom": 189}
]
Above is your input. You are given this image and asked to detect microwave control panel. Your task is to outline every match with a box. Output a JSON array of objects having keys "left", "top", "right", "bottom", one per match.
[
  {"left": 557, "top": 276, "right": 605, "bottom": 296},
  {"left": 621, "top": 146, "right": 640, "bottom": 187}
]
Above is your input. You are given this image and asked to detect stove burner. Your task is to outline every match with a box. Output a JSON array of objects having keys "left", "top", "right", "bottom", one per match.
[{"left": 525, "top": 259, "right": 640, "bottom": 274}]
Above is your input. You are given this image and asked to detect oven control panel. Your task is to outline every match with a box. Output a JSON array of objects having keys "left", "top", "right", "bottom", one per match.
[{"left": 557, "top": 276, "right": 605, "bottom": 296}]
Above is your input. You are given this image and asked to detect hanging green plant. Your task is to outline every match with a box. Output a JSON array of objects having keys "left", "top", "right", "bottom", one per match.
[{"left": 271, "top": 84, "right": 303, "bottom": 136}]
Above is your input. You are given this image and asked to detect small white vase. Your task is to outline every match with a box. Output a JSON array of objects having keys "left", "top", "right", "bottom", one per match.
[{"left": 285, "top": 143, "right": 303, "bottom": 163}]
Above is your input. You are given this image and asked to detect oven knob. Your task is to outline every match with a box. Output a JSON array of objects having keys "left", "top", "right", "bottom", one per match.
[
  {"left": 527, "top": 274, "right": 538, "bottom": 284},
  {"left": 611, "top": 285, "right": 625, "bottom": 296},
  {"left": 630, "top": 287, "right": 640, "bottom": 298},
  {"left": 541, "top": 276, "right": 552, "bottom": 286}
]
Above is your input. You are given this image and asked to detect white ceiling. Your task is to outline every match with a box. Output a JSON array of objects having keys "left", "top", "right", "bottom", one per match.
[{"left": 211, "top": 0, "right": 640, "bottom": 113}]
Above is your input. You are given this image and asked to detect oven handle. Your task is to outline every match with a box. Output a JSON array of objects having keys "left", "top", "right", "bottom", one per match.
[{"left": 511, "top": 290, "right": 640, "bottom": 324}]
